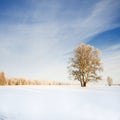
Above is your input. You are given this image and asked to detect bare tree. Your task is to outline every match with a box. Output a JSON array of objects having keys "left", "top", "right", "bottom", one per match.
[
  {"left": 68, "top": 44, "right": 103, "bottom": 87},
  {"left": 107, "top": 76, "right": 113, "bottom": 86}
]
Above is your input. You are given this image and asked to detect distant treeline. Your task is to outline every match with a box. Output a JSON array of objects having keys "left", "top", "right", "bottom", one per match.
[{"left": 0, "top": 72, "right": 68, "bottom": 86}]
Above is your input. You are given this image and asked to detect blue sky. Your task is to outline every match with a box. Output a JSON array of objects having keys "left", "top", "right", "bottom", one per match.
[{"left": 0, "top": 0, "right": 120, "bottom": 83}]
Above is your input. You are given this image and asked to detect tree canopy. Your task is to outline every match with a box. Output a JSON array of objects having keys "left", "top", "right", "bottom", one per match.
[{"left": 68, "top": 44, "right": 103, "bottom": 87}]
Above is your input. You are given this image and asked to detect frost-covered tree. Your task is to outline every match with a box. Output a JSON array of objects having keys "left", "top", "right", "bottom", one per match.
[
  {"left": 68, "top": 44, "right": 103, "bottom": 87},
  {"left": 0, "top": 72, "right": 6, "bottom": 85},
  {"left": 107, "top": 76, "right": 113, "bottom": 86}
]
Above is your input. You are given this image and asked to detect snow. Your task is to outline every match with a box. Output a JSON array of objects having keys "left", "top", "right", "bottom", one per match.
[{"left": 0, "top": 86, "right": 120, "bottom": 120}]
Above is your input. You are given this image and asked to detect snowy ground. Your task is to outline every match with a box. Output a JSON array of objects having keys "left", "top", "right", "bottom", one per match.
[{"left": 0, "top": 85, "right": 120, "bottom": 120}]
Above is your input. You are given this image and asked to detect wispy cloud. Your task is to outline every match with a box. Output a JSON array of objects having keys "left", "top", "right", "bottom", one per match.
[{"left": 104, "top": 44, "right": 120, "bottom": 52}]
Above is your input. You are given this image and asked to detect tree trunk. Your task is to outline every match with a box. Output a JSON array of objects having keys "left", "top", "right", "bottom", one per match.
[
  {"left": 80, "top": 78, "right": 86, "bottom": 87},
  {"left": 83, "top": 82, "right": 86, "bottom": 87},
  {"left": 80, "top": 81, "right": 83, "bottom": 87}
]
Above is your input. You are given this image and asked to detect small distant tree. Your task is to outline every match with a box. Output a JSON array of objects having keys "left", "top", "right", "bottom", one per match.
[
  {"left": 0, "top": 72, "right": 6, "bottom": 85},
  {"left": 68, "top": 44, "right": 103, "bottom": 87},
  {"left": 107, "top": 76, "right": 113, "bottom": 86}
]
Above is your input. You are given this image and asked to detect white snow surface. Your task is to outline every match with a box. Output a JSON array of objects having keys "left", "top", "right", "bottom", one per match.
[{"left": 0, "top": 86, "right": 120, "bottom": 120}]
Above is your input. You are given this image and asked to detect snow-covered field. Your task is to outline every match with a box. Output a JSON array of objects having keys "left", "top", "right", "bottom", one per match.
[{"left": 0, "top": 86, "right": 120, "bottom": 120}]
